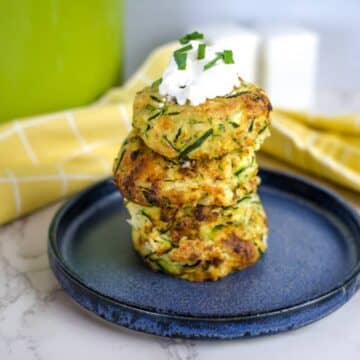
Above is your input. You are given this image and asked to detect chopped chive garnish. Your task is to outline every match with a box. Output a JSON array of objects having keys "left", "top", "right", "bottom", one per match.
[
  {"left": 204, "top": 50, "right": 235, "bottom": 70},
  {"left": 175, "top": 44, "right": 193, "bottom": 53},
  {"left": 173, "top": 44, "right": 192, "bottom": 70},
  {"left": 197, "top": 43, "right": 206, "bottom": 59},
  {"left": 174, "top": 51, "right": 187, "bottom": 70},
  {"left": 203, "top": 53, "right": 222, "bottom": 70},
  {"left": 179, "top": 31, "right": 204, "bottom": 44},
  {"left": 223, "top": 50, "right": 234, "bottom": 64},
  {"left": 151, "top": 78, "right": 162, "bottom": 88}
]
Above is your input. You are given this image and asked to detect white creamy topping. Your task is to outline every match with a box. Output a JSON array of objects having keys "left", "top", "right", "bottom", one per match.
[{"left": 159, "top": 41, "right": 241, "bottom": 106}]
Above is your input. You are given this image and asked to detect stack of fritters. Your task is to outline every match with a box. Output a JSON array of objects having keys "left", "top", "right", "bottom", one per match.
[{"left": 113, "top": 80, "right": 271, "bottom": 281}]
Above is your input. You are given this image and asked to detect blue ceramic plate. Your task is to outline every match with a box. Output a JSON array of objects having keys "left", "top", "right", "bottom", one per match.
[{"left": 48, "top": 168, "right": 360, "bottom": 339}]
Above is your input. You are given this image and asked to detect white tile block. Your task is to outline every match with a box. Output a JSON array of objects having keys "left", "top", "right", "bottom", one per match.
[
  {"left": 188, "top": 23, "right": 319, "bottom": 110},
  {"left": 259, "top": 26, "right": 319, "bottom": 110}
]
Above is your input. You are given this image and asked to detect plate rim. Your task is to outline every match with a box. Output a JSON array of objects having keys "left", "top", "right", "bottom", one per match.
[{"left": 48, "top": 167, "right": 360, "bottom": 322}]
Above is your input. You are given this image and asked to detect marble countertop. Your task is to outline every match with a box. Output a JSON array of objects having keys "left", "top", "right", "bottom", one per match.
[{"left": 1, "top": 91, "right": 360, "bottom": 359}]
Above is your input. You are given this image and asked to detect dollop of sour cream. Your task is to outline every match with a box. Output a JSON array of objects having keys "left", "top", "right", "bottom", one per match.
[{"left": 159, "top": 41, "right": 241, "bottom": 106}]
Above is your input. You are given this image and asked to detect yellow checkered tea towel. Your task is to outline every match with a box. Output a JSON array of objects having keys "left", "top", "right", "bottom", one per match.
[{"left": 0, "top": 43, "right": 359, "bottom": 224}]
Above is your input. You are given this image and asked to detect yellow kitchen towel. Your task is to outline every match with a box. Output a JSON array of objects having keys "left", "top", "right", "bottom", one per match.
[{"left": 0, "top": 43, "right": 359, "bottom": 225}]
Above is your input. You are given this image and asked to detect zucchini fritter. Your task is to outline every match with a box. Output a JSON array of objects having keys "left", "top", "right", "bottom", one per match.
[
  {"left": 113, "top": 131, "right": 259, "bottom": 207},
  {"left": 127, "top": 194, "right": 268, "bottom": 282},
  {"left": 132, "top": 80, "right": 271, "bottom": 160}
]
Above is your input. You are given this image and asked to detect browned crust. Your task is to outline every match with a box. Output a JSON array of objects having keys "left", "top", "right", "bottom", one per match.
[
  {"left": 132, "top": 82, "right": 272, "bottom": 159},
  {"left": 141, "top": 234, "right": 261, "bottom": 282},
  {"left": 130, "top": 201, "right": 267, "bottom": 281},
  {"left": 113, "top": 132, "right": 258, "bottom": 207}
]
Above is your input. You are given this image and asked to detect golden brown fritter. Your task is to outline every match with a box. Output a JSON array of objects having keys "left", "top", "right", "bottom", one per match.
[
  {"left": 132, "top": 80, "right": 271, "bottom": 160},
  {"left": 113, "top": 131, "right": 259, "bottom": 207},
  {"left": 127, "top": 194, "right": 268, "bottom": 282}
]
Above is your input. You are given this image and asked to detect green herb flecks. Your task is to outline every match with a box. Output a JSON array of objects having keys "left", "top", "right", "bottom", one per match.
[
  {"left": 151, "top": 78, "right": 162, "bottom": 88},
  {"left": 189, "top": 118, "right": 204, "bottom": 125},
  {"left": 251, "top": 94, "right": 263, "bottom": 102},
  {"left": 225, "top": 90, "right": 251, "bottom": 98},
  {"left": 235, "top": 165, "right": 249, "bottom": 176},
  {"left": 197, "top": 43, "right": 206, "bottom": 59},
  {"left": 258, "top": 124, "right": 269, "bottom": 135},
  {"left": 144, "top": 251, "right": 155, "bottom": 260},
  {"left": 179, "top": 31, "right": 204, "bottom": 44},
  {"left": 182, "top": 260, "right": 202, "bottom": 268},
  {"left": 236, "top": 195, "right": 252, "bottom": 204},
  {"left": 141, "top": 210, "right": 152, "bottom": 223},
  {"left": 173, "top": 127, "right": 182, "bottom": 143},
  {"left": 248, "top": 118, "right": 255, "bottom": 132},
  {"left": 148, "top": 110, "right": 163, "bottom": 121},
  {"left": 145, "top": 104, "right": 157, "bottom": 112},
  {"left": 144, "top": 123, "right": 152, "bottom": 136},
  {"left": 163, "top": 238, "right": 174, "bottom": 250},
  {"left": 163, "top": 135, "right": 179, "bottom": 152},
  {"left": 230, "top": 121, "right": 240, "bottom": 128},
  {"left": 179, "top": 128, "right": 213, "bottom": 158},
  {"left": 212, "top": 224, "right": 225, "bottom": 232},
  {"left": 156, "top": 259, "right": 173, "bottom": 273},
  {"left": 256, "top": 244, "right": 265, "bottom": 257},
  {"left": 150, "top": 95, "right": 162, "bottom": 103},
  {"left": 167, "top": 111, "right": 181, "bottom": 116},
  {"left": 113, "top": 150, "right": 125, "bottom": 175}
]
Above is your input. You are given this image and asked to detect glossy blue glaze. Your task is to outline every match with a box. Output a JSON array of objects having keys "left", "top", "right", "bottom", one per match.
[{"left": 48, "top": 168, "right": 360, "bottom": 339}]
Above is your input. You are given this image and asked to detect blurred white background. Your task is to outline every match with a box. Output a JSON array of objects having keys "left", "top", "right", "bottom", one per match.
[{"left": 125, "top": 0, "right": 360, "bottom": 92}]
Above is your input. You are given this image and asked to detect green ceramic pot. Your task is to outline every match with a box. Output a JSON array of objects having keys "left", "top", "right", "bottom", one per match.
[{"left": 0, "top": 0, "right": 123, "bottom": 123}]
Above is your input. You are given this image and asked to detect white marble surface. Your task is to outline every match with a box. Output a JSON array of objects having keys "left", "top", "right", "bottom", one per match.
[{"left": 0, "top": 170, "right": 360, "bottom": 360}]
